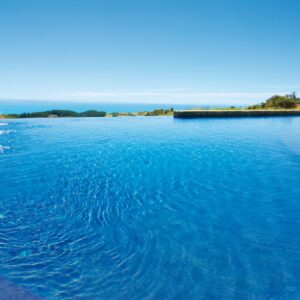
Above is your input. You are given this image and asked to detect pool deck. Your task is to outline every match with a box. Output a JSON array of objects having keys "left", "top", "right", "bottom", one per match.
[{"left": 174, "top": 110, "right": 300, "bottom": 118}]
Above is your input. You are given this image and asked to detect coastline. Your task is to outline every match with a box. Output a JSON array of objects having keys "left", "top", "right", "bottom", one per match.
[{"left": 2, "top": 106, "right": 300, "bottom": 120}]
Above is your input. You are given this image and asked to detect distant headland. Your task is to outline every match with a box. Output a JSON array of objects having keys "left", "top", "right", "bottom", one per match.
[{"left": 0, "top": 108, "right": 174, "bottom": 119}]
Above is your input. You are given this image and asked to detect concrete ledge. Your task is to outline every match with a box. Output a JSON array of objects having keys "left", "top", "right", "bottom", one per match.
[{"left": 174, "top": 110, "right": 300, "bottom": 118}]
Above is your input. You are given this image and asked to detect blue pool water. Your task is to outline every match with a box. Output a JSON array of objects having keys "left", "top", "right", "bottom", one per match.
[{"left": 0, "top": 117, "right": 299, "bottom": 299}]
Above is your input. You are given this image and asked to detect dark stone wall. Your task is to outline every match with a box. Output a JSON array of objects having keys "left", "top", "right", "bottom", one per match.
[{"left": 174, "top": 110, "right": 300, "bottom": 118}]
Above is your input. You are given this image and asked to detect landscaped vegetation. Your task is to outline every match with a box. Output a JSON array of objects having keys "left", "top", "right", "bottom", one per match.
[
  {"left": 248, "top": 93, "right": 300, "bottom": 110},
  {"left": 145, "top": 108, "right": 174, "bottom": 116},
  {"left": 99, "top": 108, "right": 174, "bottom": 117}
]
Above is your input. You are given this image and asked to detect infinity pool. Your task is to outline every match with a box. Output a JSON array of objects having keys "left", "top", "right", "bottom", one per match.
[{"left": 0, "top": 117, "right": 299, "bottom": 299}]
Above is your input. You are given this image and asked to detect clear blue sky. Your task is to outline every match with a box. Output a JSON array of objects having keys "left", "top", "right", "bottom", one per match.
[{"left": 1, "top": 0, "right": 300, "bottom": 105}]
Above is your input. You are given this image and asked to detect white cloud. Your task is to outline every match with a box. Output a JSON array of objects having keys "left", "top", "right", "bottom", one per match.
[
  {"left": 262, "top": 85, "right": 300, "bottom": 89},
  {"left": 63, "top": 91, "right": 271, "bottom": 98},
  {"left": 1, "top": 89, "right": 291, "bottom": 105},
  {"left": 60, "top": 90, "right": 282, "bottom": 104}
]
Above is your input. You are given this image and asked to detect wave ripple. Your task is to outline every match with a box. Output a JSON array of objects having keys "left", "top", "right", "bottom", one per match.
[{"left": 0, "top": 117, "right": 300, "bottom": 299}]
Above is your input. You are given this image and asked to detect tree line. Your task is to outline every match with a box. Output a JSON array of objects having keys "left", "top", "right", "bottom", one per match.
[
  {"left": 248, "top": 93, "right": 300, "bottom": 109},
  {"left": 7, "top": 110, "right": 106, "bottom": 118}
]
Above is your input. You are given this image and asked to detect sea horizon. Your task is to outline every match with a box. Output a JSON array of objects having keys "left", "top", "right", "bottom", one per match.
[{"left": 0, "top": 99, "right": 243, "bottom": 114}]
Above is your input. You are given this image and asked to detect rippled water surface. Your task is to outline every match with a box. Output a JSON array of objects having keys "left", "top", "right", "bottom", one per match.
[{"left": 0, "top": 117, "right": 300, "bottom": 299}]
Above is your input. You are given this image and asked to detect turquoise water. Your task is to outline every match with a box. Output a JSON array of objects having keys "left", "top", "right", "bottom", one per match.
[{"left": 0, "top": 117, "right": 300, "bottom": 299}]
